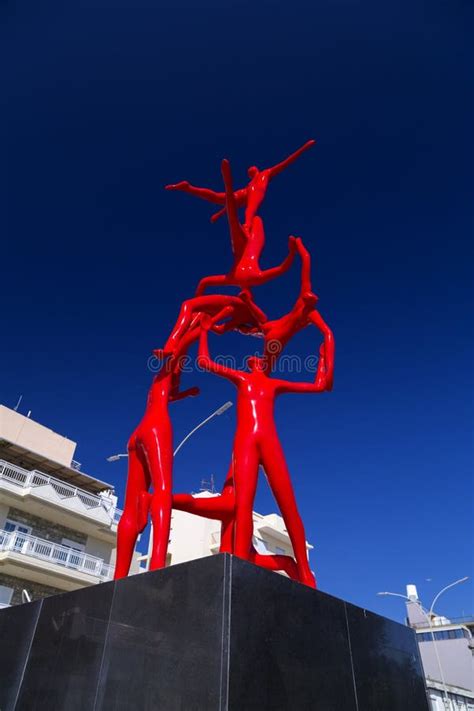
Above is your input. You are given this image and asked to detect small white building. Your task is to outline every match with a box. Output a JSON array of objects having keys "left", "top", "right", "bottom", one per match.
[
  {"left": 167, "top": 490, "right": 313, "bottom": 571},
  {"left": 405, "top": 585, "right": 474, "bottom": 711}
]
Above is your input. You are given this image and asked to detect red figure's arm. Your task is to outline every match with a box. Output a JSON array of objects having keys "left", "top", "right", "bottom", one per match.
[
  {"left": 275, "top": 344, "right": 327, "bottom": 394},
  {"left": 294, "top": 236, "right": 314, "bottom": 297},
  {"left": 267, "top": 140, "right": 316, "bottom": 180},
  {"left": 210, "top": 206, "right": 227, "bottom": 223},
  {"left": 198, "top": 317, "right": 243, "bottom": 383},
  {"left": 165, "top": 181, "right": 227, "bottom": 206},
  {"left": 308, "top": 310, "right": 335, "bottom": 391},
  {"left": 239, "top": 289, "right": 268, "bottom": 324},
  {"left": 210, "top": 188, "right": 247, "bottom": 223},
  {"left": 169, "top": 385, "right": 200, "bottom": 402}
]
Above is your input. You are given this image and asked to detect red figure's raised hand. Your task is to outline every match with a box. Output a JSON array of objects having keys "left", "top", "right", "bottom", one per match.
[
  {"left": 251, "top": 237, "right": 335, "bottom": 381},
  {"left": 195, "top": 159, "right": 297, "bottom": 295},
  {"left": 198, "top": 319, "right": 328, "bottom": 589},
  {"left": 165, "top": 139, "right": 315, "bottom": 226}
]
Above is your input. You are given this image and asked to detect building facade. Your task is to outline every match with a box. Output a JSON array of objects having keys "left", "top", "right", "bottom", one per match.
[
  {"left": 405, "top": 585, "right": 474, "bottom": 711},
  {"left": 0, "top": 404, "right": 138, "bottom": 607}
]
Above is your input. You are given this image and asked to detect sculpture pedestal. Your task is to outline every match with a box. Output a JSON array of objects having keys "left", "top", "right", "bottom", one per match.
[{"left": 0, "top": 554, "right": 428, "bottom": 710}]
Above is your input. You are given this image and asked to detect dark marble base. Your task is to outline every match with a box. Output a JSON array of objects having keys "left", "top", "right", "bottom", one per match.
[{"left": 0, "top": 554, "right": 428, "bottom": 711}]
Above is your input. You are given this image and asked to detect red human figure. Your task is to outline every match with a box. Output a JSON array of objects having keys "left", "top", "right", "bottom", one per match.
[
  {"left": 161, "top": 291, "right": 267, "bottom": 357},
  {"left": 114, "top": 366, "right": 198, "bottom": 580},
  {"left": 239, "top": 238, "right": 335, "bottom": 385},
  {"left": 165, "top": 139, "right": 315, "bottom": 226},
  {"left": 172, "top": 465, "right": 300, "bottom": 582},
  {"left": 195, "top": 159, "right": 297, "bottom": 295},
  {"left": 114, "top": 308, "right": 233, "bottom": 580},
  {"left": 198, "top": 318, "right": 329, "bottom": 589}
]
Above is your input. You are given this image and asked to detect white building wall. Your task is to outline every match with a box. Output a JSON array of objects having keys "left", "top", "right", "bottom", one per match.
[
  {"left": 168, "top": 508, "right": 219, "bottom": 565},
  {"left": 84, "top": 535, "right": 115, "bottom": 564}
]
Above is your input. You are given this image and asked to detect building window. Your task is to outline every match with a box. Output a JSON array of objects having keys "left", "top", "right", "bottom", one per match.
[
  {"left": 417, "top": 628, "right": 467, "bottom": 643},
  {"left": 1, "top": 519, "right": 32, "bottom": 552},
  {"left": 58, "top": 538, "right": 85, "bottom": 568},
  {"left": 0, "top": 585, "right": 13, "bottom": 607},
  {"left": 4, "top": 519, "right": 32, "bottom": 535}
]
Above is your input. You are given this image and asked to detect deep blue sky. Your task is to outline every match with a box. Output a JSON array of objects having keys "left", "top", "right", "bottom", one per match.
[{"left": 2, "top": 1, "right": 473, "bottom": 621}]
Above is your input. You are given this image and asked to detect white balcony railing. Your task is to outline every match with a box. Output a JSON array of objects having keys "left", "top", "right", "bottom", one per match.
[
  {"left": 0, "top": 529, "right": 114, "bottom": 580},
  {"left": 0, "top": 459, "right": 122, "bottom": 524}
]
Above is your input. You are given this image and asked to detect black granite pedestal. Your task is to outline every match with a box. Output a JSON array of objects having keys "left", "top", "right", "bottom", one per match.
[{"left": 0, "top": 554, "right": 428, "bottom": 710}]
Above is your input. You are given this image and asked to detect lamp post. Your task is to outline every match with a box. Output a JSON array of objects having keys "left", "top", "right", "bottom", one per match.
[
  {"left": 378, "top": 576, "right": 469, "bottom": 711},
  {"left": 106, "top": 400, "right": 233, "bottom": 463},
  {"left": 106, "top": 453, "right": 128, "bottom": 462}
]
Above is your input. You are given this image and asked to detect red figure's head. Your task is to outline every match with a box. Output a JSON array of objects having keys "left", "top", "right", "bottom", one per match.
[
  {"left": 247, "top": 166, "right": 259, "bottom": 179},
  {"left": 247, "top": 355, "right": 267, "bottom": 372}
]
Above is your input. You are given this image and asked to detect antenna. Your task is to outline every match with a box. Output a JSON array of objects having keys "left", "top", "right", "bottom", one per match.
[
  {"left": 13, "top": 395, "right": 23, "bottom": 412},
  {"left": 199, "top": 474, "right": 216, "bottom": 494}
]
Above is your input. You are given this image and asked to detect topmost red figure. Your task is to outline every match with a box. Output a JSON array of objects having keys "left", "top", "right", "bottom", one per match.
[{"left": 166, "top": 139, "right": 315, "bottom": 227}]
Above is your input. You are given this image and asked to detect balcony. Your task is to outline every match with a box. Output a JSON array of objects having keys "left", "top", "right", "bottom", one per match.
[
  {"left": 0, "top": 528, "right": 114, "bottom": 587},
  {"left": 0, "top": 459, "right": 122, "bottom": 529}
]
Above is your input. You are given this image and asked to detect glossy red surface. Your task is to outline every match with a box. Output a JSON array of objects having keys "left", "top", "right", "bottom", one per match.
[{"left": 114, "top": 141, "right": 334, "bottom": 588}]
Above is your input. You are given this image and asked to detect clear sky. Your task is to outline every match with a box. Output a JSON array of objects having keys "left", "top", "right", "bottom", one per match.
[{"left": 2, "top": 1, "right": 472, "bottom": 622}]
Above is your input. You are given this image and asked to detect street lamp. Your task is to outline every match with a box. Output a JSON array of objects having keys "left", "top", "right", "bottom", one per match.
[
  {"left": 106, "top": 400, "right": 233, "bottom": 463},
  {"left": 106, "top": 453, "right": 128, "bottom": 462},
  {"left": 377, "top": 577, "right": 469, "bottom": 710}
]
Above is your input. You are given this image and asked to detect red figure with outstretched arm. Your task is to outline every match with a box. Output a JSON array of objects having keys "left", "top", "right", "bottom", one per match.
[
  {"left": 166, "top": 139, "right": 315, "bottom": 226},
  {"left": 114, "top": 366, "right": 197, "bottom": 580},
  {"left": 114, "top": 308, "right": 232, "bottom": 580},
  {"left": 195, "top": 159, "right": 297, "bottom": 295},
  {"left": 197, "top": 316, "right": 329, "bottom": 588}
]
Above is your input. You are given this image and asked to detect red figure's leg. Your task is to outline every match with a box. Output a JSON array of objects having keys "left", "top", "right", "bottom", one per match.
[
  {"left": 220, "top": 518, "right": 234, "bottom": 553},
  {"left": 195, "top": 274, "right": 230, "bottom": 296},
  {"left": 114, "top": 439, "right": 150, "bottom": 579},
  {"left": 232, "top": 440, "right": 260, "bottom": 560},
  {"left": 221, "top": 159, "right": 247, "bottom": 261},
  {"left": 137, "top": 424, "right": 173, "bottom": 571},
  {"left": 250, "top": 551, "right": 299, "bottom": 582},
  {"left": 217, "top": 464, "right": 236, "bottom": 553},
  {"left": 260, "top": 437, "right": 316, "bottom": 588},
  {"left": 172, "top": 493, "right": 234, "bottom": 519},
  {"left": 252, "top": 236, "right": 297, "bottom": 286},
  {"left": 165, "top": 181, "right": 226, "bottom": 205}
]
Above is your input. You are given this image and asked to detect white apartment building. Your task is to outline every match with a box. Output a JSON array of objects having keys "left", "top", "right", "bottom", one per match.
[
  {"left": 405, "top": 585, "right": 474, "bottom": 711},
  {"left": 167, "top": 490, "right": 313, "bottom": 571},
  {"left": 0, "top": 404, "right": 138, "bottom": 607}
]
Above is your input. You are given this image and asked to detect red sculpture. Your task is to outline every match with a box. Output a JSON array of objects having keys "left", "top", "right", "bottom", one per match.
[{"left": 114, "top": 140, "right": 334, "bottom": 589}]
